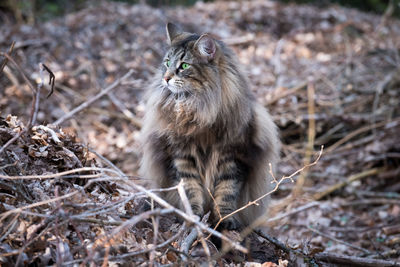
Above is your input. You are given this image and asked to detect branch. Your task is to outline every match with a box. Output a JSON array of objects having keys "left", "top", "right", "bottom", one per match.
[
  {"left": 313, "top": 168, "right": 382, "bottom": 200},
  {"left": 314, "top": 252, "right": 400, "bottom": 267},
  {"left": 0, "top": 53, "right": 43, "bottom": 154},
  {"left": 123, "top": 179, "right": 248, "bottom": 253},
  {"left": 213, "top": 146, "right": 324, "bottom": 231},
  {"left": 53, "top": 69, "right": 135, "bottom": 126},
  {"left": 0, "top": 42, "right": 15, "bottom": 74},
  {"left": 307, "top": 225, "right": 371, "bottom": 254}
]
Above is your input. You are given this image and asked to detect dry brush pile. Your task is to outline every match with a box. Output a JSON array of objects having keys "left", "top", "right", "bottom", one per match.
[{"left": 0, "top": 0, "right": 400, "bottom": 266}]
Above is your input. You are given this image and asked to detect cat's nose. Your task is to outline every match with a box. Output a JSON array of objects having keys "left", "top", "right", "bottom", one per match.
[{"left": 164, "top": 75, "right": 172, "bottom": 83}]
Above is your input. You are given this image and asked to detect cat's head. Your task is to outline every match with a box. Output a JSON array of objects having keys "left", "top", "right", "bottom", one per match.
[{"left": 160, "top": 23, "right": 220, "bottom": 95}]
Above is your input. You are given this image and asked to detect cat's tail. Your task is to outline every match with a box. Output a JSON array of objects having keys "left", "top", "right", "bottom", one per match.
[{"left": 238, "top": 103, "right": 280, "bottom": 228}]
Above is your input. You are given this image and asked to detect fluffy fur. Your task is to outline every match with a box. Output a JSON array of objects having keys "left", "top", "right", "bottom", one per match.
[{"left": 140, "top": 23, "right": 280, "bottom": 229}]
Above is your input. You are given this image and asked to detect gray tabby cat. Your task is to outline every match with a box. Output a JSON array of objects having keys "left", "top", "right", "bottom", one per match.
[{"left": 140, "top": 23, "right": 280, "bottom": 230}]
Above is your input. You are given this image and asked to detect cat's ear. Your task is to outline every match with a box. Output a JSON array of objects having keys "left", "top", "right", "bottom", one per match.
[
  {"left": 166, "top": 22, "right": 180, "bottom": 44},
  {"left": 194, "top": 34, "right": 216, "bottom": 61}
]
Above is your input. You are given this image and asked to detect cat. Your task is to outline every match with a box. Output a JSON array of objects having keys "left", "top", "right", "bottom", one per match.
[{"left": 140, "top": 23, "right": 280, "bottom": 230}]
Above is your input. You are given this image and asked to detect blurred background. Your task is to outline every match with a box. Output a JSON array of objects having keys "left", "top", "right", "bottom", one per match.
[{"left": 1, "top": 0, "right": 399, "bottom": 23}]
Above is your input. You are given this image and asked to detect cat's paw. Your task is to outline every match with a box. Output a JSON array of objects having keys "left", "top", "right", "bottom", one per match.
[
  {"left": 218, "top": 217, "right": 241, "bottom": 231},
  {"left": 190, "top": 204, "right": 204, "bottom": 219}
]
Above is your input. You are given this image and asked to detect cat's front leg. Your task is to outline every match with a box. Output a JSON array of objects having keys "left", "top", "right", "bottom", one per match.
[
  {"left": 212, "top": 157, "right": 245, "bottom": 230},
  {"left": 173, "top": 156, "right": 205, "bottom": 217}
]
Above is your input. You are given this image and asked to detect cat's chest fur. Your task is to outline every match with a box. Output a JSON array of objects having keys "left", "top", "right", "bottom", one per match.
[{"left": 168, "top": 134, "right": 239, "bottom": 191}]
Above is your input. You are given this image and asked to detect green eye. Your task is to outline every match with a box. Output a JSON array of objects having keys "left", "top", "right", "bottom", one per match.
[
  {"left": 181, "top": 63, "right": 190, "bottom": 69},
  {"left": 166, "top": 60, "right": 171, "bottom": 67}
]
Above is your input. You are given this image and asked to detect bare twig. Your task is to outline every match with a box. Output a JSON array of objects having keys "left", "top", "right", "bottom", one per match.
[
  {"left": 0, "top": 166, "right": 119, "bottom": 180},
  {"left": 272, "top": 38, "right": 285, "bottom": 88},
  {"left": 307, "top": 225, "right": 372, "bottom": 254},
  {"left": 313, "top": 168, "right": 382, "bottom": 200},
  {"left": 88, "top": 148, "right": 126, "bottom": 177},
  {"left": 314, "top": 252, "right": 400, "bottom": 267},
  {"left": 0, "top": 41, "right": 15, "bottom": 74},
  {"left": 149, "top": 213, "right": 160, "bottom": 267},
  {"left": 0, "top": 214, "right": 19, "bottom": 243},
  {"left": 123, "top": 179, "right": 248, "bottom": 253},
  {"left": 383, "top": 224, "right": 400, "bottom": 236},
  {"left": 326, "top": 117, "right": 400, "bottom": 153},
  {"left": 32, "top": 125, "right": 62, "bottom": 144},
  {"left": 181, "top": 228, "right": 198, "bottom": 260},
  {"left": 266, "top": 201, "right": 319, "bottom": 224},
  {"left": 0, "top": 53, "right": 40, "bottom": 154},
  {"left": 341, "top": 198, "right": 400, "bottom": 207},
  {"left": 177, "top": 181, "right": 212, "bottom": 263},
  {"left": 53, "top": 69, "right": 134, "bottom": 126},
  {"left": 371, "top": 71, "right": 396, "bottom": 130},
  {"left": 376, "top": 0, "right": 395, "bottom": 31},
  {"left": 266, "top": 81, "right": 307, "bottom": 105},
  {"left": 41, "top": 63, "right": 55, "bottom": 98},
  {"left": 213, "top": 146, "right": 324, "bottom": 231},
  {"left": 254, "top": 230, "right": 292, "bottom": 254},
  {"left": 293, "top": 82, "right": 316, "bottom": 196},
  {"left": 107, "top": 92, "right": 142, "bottom": 128},
  {"left": 209, "top": 147, "right": 324, "bottom": 261}
]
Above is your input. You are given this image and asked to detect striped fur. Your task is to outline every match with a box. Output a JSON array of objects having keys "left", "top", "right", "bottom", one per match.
[{"left": 140, "top": 23, "right": 280, "bottom": 229}]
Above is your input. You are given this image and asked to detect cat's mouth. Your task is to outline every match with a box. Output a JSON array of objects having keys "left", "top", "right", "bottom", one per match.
[
  {"left": 163, "top": 83, "right": 191, "bottom": 98},
  {"left": 166, "top": 85, "right": 181, "bottom": 94}
]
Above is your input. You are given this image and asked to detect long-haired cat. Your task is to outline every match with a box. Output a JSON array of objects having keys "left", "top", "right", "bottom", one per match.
[{"left": 140, "top": 23, "right": 280, "bottom": 230}]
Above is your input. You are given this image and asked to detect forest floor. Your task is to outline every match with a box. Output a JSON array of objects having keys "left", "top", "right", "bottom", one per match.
[{"left": 0, "top": 0, "right": 399, "bottom": 266}]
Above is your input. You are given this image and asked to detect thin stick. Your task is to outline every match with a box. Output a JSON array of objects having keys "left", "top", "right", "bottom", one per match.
[
  {"left": 326, "top": 117, "right": 400, "bottom": 153},
  {"left": 214, "top": 146, "right": 324, "bottom": 230},
  {"left": 0, "top": 214, "right": 19, "bottom": 243},
  {"left": 210, "top": 147, "right": 324, "bottom": 260},
  {"left": 181, "top": 228, "right": 198, "bottom": 260},
  {"left": 0, "top": 52, "right": 39, "bottom": 154},
  {"left": 31, "top": 63, "right": 45, "bottom": 125},
  {"left": 293, "top": 82, "right": 316, "bottom": 196},
  {"left": 41, "top": 63, "right": 55, "bottom": 98},
  {"left": 149, "top": 214, "right": 159, "bottom": 267},
  {"left": 307, "top": 225, "right": 371, "bottom": 254},
  {"left": 53, "top": 69, "right": 134, "bottom": 125},
  {"left": 0, "top": 166, "right": 119, "bottom": 180},
  {"left": 313, "top": 168, "right": 382, "bottom": 200},
  {"left": 266, "top": 81, "right": 307, "bottom": 105},
  {"left": 123, "top": 180, "right": 248, "bottom": 253},
  {"left": 0, "top": 42, "right": 15, "bottom": 74},
  {"left": 266, "top": 201, "right": 319, "bottom": 223},
  {"left": 177, "top": 181, "right": 211, "bottom": 263},
  {"left": 88, "top": 148, "right": 126, "bottom": 177},
  {"left": 107, "top": 92, "right": 142, "bottom": 128},
  {"left": 32, "top": 125, "right": 62, "bottom": 144},
  {"left": 314, "top": 252, "right": 400, "bottom": 267}
]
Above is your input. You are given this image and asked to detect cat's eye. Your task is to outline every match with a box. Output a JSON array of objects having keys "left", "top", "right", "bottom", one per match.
[
  {"left": 166, "top": 60, "right": 171, "bottom": 67},
  {"left": 181, "top": 63, "right": 190, "bottom": 69}
]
